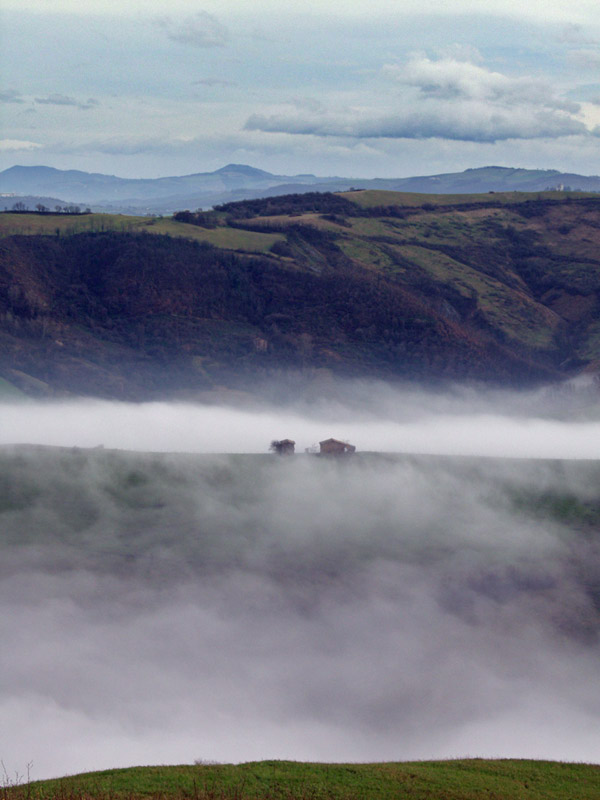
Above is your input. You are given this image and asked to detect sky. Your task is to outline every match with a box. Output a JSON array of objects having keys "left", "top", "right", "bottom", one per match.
[{"left": 2, "top": 0, "right": 600, "bottom": 178}]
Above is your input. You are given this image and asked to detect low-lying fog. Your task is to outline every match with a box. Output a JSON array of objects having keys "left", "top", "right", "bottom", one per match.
[
  {"left": 2, "top": 378, "right": 600, "bottom": 458},
  {"left": 1, "top": 381, "right": 600, "bottom": 780}
]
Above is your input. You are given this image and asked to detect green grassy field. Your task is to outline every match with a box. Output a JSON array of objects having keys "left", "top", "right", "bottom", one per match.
[
  {"left": 338, "top": 188, "right": 597, "bottom": 207},
  {"left": 0, "top": 213, "right": 283, "bottom": 253},
  {"left": 4, "top": 760, "right": 599, "bottom": 800}
]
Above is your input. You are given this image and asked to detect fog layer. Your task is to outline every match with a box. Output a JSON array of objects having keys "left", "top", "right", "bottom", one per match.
[
  {"left": 2, "top": 378, "right": 600, "bottom": 459},
  {"left": 1, "top": 433, "right": 600, "bottom": 778}
]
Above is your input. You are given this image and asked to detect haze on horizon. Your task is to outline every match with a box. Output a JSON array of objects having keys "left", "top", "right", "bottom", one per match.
[{"left": 2, "top": 0, "right": 600, "bottom": 179}]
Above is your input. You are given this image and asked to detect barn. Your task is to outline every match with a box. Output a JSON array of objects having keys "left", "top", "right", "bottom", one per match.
[{"left": 319, "top": 438, "right": 356, "bottom": 455}]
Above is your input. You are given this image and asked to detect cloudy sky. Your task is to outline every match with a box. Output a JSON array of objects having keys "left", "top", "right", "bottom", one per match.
[{"left": 2, "top": 0, "right": 600, "bottom": 179}]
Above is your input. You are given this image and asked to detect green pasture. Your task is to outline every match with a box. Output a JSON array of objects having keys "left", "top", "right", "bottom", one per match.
[
  {"left": 0, "top": 213, "right": 283, "bottom": 254},
  {"left": 4, "top": 760, "right": 599, "bottom": 800},
  {"left": 339, "top": 188, "right": 597, "bottom": 208}
]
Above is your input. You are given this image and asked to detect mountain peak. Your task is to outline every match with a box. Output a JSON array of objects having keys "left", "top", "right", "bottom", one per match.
[{"left": 214, "top": 164, "right": 275, "bottom": 178}]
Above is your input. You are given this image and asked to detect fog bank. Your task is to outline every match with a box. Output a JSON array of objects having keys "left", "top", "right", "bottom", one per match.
[
  {"left": 1, "top": 441, "right": 600, "bottom": 779},
  {"left": 2, "top": 378, "right": 600, "bottom": 459}
]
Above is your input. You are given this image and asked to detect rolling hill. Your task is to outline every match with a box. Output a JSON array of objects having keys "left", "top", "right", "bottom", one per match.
[
  {"left": 4, "top": 760, "right": 600, "bottom": 800},
  {"left": 1, "top": 189, "right": 600, "bottom": 399}
]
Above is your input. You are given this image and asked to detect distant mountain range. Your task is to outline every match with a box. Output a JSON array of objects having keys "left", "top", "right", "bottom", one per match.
[{"left": 2, "top": 164, "right": 600, "bottom": 214}]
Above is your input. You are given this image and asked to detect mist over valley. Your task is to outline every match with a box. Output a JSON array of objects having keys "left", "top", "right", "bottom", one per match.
[{"left": 2, "top": 384, "right": 600, "bottom": 779}]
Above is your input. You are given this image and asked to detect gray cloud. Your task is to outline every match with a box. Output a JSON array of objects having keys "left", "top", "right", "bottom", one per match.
[
  {"left": 567, "top": 48, "right": 600, "bottom": 68},
  {"left": 34, "top": 94, "right": 99, "bottom": 111},
  {"left": 160, "top": 12, "right": 229, "bottom": 48},
  {"left": 0, "top": 89, "right": 24, "bottom": 104},
  {"left": 245, "top": 106, "right": 585, "bottom": 143},
  {"left": 246, "top": 56, "right": 586, "bottom": 143},
  {"left": 192, "top": 78, "right": 237, "bottom": 87},
  {"left": 557, "top": 23, "right": 598, "bottom": 45}
]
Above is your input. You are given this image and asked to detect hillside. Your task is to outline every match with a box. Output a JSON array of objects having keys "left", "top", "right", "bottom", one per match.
[
  {"left": 1, "top": 190, "right": 600, "bottom": 399},
  {"left": 2, "top": 164, "right": 599, "bottom": 214},
  {"left": 4, "top": 760, "right": 600, "bottom": 800}
]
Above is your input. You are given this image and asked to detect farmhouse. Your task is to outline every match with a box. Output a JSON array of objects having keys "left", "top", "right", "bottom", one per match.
[
  {"left": 270, "top": 439, "right": 296, "bottom": 455},
  {"left": 319, "top": 438, "right": 356, "bottom": 455}
]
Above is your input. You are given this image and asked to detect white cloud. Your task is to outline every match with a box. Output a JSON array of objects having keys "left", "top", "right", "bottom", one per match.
[
  {"left": 386, "top": 56, "right": 579, "bottom": 112},
  {"left": 246, "top": 56, "right": 587, "bottom": 143},
  {"left": 0, "top": 139, "right": 42, "bottom": 151}
]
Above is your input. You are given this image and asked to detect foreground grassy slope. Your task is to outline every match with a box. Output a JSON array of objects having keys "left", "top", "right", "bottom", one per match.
[{"left": 5, "top": 761, "right": 600, "bottom": 800}]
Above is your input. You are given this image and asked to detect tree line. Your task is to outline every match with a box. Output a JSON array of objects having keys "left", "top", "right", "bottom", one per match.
[{"left": 6, "top": 202, "right": 91, "bottom": 214}]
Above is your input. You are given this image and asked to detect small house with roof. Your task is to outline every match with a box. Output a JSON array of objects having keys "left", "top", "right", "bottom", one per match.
[{"left": 319, "top": 438, "right": 356, "bottom": 455}]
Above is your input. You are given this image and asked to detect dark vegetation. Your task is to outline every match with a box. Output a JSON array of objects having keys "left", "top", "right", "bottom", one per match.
[
  {"left": 172, "top": 210, "right": 218, "bottom": 228},
  {"left": 1, "top": 190, "right": 600, "bottom": 398},
  {"left": 3, "top": 760, "right": 600, "bottom": 800},
  {"left": 0, "top": 230, "right": 500, "bottom": 398},
  {"left": 8, "top": 202, "right": 90, "bottom": 214},
  {"left": 215, "top": 192, "right": 359, "bottom": 218}
]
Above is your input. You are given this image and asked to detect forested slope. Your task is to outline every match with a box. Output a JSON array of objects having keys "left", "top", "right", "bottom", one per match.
[{"left": 1, "top": 190, "right": 600, "bottom": 398}]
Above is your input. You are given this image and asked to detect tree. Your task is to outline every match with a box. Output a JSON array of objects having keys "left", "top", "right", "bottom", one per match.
[
  {"left": 12, "top": 201, "right": 27, "bottom": 211},
  {"left": 35, "top": 204, "right": 49, "bottom": 213}
]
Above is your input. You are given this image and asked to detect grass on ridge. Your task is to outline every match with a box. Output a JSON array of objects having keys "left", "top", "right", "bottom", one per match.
[
  {"left": 3, "top": 760, "right": 600, "bottom": 800},
  {"left": 339, "top": 189, "right": 598, "bottom": 208},
  {"left": 0, "top": 213, "right": 283, "bottom": 253}
]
